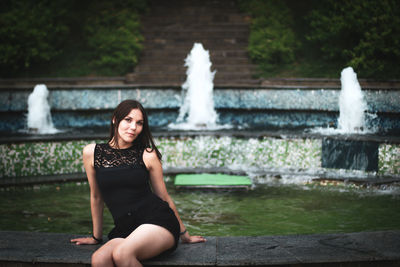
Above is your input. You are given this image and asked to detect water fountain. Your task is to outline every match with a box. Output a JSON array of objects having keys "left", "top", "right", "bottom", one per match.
[
  {"left": 313, "top": 66, "right": 376, "bottom": 135},
  {"left": 0, "top": 3, "right": 399, "bottom": 260},
  {"left": 337, "top": 67, "right": 367, "bottom": 133},
  {"left": 0, "top": 61, "right": 399, "bottom": 182},
  {"left": 26, "top": 84, "right": 59, "bottom": 134},
  {"left": 313, "top": 67, "right": 380, "bottom": 171},
  {"left": 169, "top": 43, "right": 230, "bottom": 130},
  {"left": 0, "top": 68, "right": 399, "bottom": 238}
]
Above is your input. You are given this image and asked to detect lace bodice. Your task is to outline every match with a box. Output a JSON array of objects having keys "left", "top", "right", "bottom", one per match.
[
  {"left": 93, "top": 143, "right": 151, "bottom": 221},
  {"left": 94, "top": 143, "right": 146, "bottom": 169}
]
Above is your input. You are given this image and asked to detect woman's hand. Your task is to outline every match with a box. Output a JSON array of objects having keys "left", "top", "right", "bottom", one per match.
[
  {"left": 180, "top": 231, "right": 206, "bottom": 244},
  {"left": 70, "top": 236, "right": 100, "bottom": 245}
]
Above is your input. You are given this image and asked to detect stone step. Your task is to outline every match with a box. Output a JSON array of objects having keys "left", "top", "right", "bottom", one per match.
[
  {"left": 142, "top": 15, "right": 247, "bottom": 25},
  {"left": 141, "top": 49, "right": 250, "bottom": 58},
  {"left": 141, "top": 9, "right": 245, "bottom": 19},
  {"left": 141, "top": 48, "right": 249, "bottom": 58},
  {"left": 143, "top": 38, "right": 248, "bottom": 46},
  {"left": 142, "top": 0, "right": 247, "bottom": 25},
  {"left": 142, "top": 9, "right": 246, "bottom": 17},
  {"left": 131, "top": 75, "right": 259, "bottom": 85},
  {"left": 137, "top": 50, "right": 254, "bottom": 63},
  {"left": 141, "top": 23, "right": 249, "bottom": 32},
  {"left": 1, "top": 231, "right": 399, "bottom": 266},
  {"left": 126, "top": 79, "right": 261, "bottom": 86},
  {"left": 142, "top": 40, "right": 249, "bottom": 50},
  {"left": 142, "top": 29, "right": 249, "bottom": 38},
  {"left": 147, "top": 1, "right": 238, "bottom": 10},
  {"left": 130, "top": 73, "right": 259, "bottom": 82},
  {"left": 132, "top": 69, "right": 258, "bottom": 77},
  {"left": 143, "top": 39, "right": 249, "bottom": 45},
  {"left": 137, "top": 57, "right": 252, "bottom": 67},
  {"left": 147, "top": 0, "right": 238, "bottom": 10},
  {"left": 135, "top": 61, "right": 253, "bottom": 70},
  {"left": 135, "top": 64, "right": 257, "bottom": 73},
  {"left": 143, "top": 27, "right": 249, "bottom": 40},
  {"left": 131, "top": 0, "right": 259, "bottom": 85}
]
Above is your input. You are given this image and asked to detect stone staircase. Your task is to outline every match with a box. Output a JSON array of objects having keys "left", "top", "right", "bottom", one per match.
[{"left": 126, "top": 0, "right": 261, "bottom": 86}]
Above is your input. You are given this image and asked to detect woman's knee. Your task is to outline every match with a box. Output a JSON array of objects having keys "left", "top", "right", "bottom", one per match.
[
  {"left": 112, "top": 243, "right": 137, "bottom": 265},
  {"left": 91, "top": 239, "right": 123, "bottom": 267},
  {"left": 91, "top": 249, "right": 109, "bottom": 267}
]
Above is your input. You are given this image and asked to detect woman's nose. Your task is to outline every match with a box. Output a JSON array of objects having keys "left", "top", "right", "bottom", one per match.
[{"left": 130, "top": 122, "right": 136, "bottom": 130}]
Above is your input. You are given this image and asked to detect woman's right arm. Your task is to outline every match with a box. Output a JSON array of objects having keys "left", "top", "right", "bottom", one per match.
[{"left": 71, "top": 144, "right": 104, "bottom": 245}]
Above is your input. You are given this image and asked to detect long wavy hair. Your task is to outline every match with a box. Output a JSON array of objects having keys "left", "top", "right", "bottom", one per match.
[{"left": 108, "top": 99, "right": 161, "bottom": 160}]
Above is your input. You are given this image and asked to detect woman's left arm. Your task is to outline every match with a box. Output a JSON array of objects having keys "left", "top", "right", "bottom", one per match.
[{"left": 143, "top": 149, "right": 206, "bottom": 244}]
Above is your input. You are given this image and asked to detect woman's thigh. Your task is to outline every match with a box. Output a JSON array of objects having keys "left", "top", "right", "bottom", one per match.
[{"left": 115, "top": 224, "right": 175, "bottom": 261}]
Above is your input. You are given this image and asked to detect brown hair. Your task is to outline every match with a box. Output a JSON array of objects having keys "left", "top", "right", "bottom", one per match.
[{"left": 108, "top": 99, "right": 161, "bottom": 160}]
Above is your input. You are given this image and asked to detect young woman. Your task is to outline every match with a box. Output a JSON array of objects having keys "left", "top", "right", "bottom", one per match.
[{"left": 71, "top": 100, "right": 205, "bottom": 267}]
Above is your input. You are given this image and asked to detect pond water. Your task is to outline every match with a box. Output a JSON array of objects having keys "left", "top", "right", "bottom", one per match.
[{"left": 1, "top": 178, "right": 399, "bottom": 237}]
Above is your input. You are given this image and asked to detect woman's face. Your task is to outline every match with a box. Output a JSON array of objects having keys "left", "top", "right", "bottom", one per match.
[{"left": 116, "top": 108, "right": 144, "bottom": 147}]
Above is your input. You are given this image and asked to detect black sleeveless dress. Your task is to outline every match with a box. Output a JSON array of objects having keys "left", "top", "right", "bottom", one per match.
[{"left": 94, "top": 143, "right": 180, "bottom": 250}]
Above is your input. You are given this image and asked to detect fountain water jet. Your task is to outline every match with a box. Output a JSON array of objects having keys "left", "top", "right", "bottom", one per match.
[
  {"left": 312, "top": 67, "right": 380, "bottom": 172},
  {"left": 26, "top": 84, "right": 59, "bottom": 134},
  {"left": 312, "top": 67, "right": 376, "bottom": 135},
  {"left": 337, "top": 67, "right": 367, "bottom": 133},
  {"left": 169, "top": 43, "right": 231, "bottom": 130}
]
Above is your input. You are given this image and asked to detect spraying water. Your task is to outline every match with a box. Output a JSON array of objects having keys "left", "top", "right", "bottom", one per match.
[
  {"left": 337, "top": 67, "right": 367, "bottom": 133},
  {"left": 27, "top": 84, "right": 59, "bottom": 134},
  {"left": 169, "top": 43, "right": 230, "bottom": 130},
  {"left": 312, "top": 67, "right": 374, "bottom": 135}
]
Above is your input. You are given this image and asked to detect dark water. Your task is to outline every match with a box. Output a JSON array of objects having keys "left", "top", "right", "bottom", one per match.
[{"left": 1, "top": 180, "right": 399, "bottom": 236}]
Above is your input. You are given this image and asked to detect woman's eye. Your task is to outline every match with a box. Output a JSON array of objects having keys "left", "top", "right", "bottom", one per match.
[
  {"left": 137, "top": 121, "right": 143, "bottom": 126},
  {"left": 125, "top": 118, "right": 131, "bottom": 122}
]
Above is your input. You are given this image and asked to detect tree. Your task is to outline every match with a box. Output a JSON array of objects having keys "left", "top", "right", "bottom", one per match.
[
  {"left": 0, "top": 0, "right": 70, "bottom": 72},
  {"left": 239, "top": 0, "right": 299, "bottom": 74},
  {"left": 307, "top": 0, "right": 400, "bottom": 78}
]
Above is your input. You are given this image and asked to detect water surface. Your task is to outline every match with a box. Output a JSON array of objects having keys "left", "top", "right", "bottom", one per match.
[{"left": 1, "top": 180, "right": 399, "bottom": 236}]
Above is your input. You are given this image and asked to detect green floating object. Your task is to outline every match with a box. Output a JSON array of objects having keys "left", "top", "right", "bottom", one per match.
[{"left": 175, "top": 173, "right": 252, "bottom": 189}]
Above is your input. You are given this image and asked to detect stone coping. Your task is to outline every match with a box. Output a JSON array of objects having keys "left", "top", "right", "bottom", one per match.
[
  {"left": 1, "top": 83, "right": 399, "bottom": 91},
  {"left": 2, "top": 87, "right": 400, "bottom": 115},
  {"left": 1, "top": 77, "right": 399, "bottom": 90},
  {"left": 1, "top": 168, "right": 400, "bottom": 188},
  {"left": 1, "top": 128, "right": 400, "bottom": 144},
  {"left": 0, "top": 230, "right": 399, "bottom": 266}
]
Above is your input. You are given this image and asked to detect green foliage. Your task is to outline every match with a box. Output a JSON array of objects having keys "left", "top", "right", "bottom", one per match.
[
  {"left": 238, "top": 0, "right": 299, "bottom": 74},
  {"left": 306, "top": 0, "right": 400, "bottom": 78},
  {"left": 0, "top": 0, "right": 70, "bottom": 71},
  {"left": 0, "top": 0, "right": 147, "bottom": 77},
  {"left": 84, "top": 2, "right": 144, "bottom": 75},
  {"left": 239, "top": 0, "right": 399, "bottom": 78}
]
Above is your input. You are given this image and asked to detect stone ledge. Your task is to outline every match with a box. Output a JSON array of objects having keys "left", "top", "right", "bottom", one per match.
[
  {"left": 2, "top": 88, "right": 400, "bottom": 113},
  {"left": 0, "top": 231, "right": 399, "bottom": 266},
  {"left": 1, "top": 169, "right": 400, "bottom": 188}
]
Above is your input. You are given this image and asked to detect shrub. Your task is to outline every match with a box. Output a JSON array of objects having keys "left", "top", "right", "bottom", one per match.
[
  {"left": 238, "top": 0, "right": 299, "bottom": 74},
  {"left": 0, "top": 0, "right": 70, "bottom": 72},
  {"left": 306, "top": 0, "right": 400, "bottom": 78},
  {"left": 0, "top": 0, "right": 147, "bottom": 77},
  {"left": 84, "top": 2, "right": 144, "bottom": 75}
]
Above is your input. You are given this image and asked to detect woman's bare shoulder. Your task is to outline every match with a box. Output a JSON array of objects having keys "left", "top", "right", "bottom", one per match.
[
  {"left": 143, "top": 148, "right": 158, "bottom": 160},
  {"left": 83, "top": 143, "right": 96, "bottom": 157},
  {"left": 142, "top": 148, "right": 160, "bottom": 169}
]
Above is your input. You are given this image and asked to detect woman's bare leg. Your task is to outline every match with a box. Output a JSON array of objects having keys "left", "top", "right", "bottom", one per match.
[
  {"left": 112, "top": 224, "right": 175, "bottom": 267},
  {"left": 91, "top": 237, "right": 124, "bottom": 267}
]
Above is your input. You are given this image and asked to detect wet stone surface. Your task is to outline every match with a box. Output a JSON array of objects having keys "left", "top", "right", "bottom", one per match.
[
  {"left": 0, "top": 230, "right": 399, "bottom": 266},
  {"left": 322, "top": 138, "right": 379, "bottom": 171}
]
